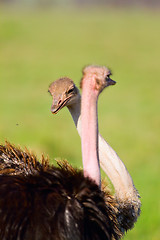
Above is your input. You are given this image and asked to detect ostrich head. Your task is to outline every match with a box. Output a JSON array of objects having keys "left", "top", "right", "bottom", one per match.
[
  {"left": 80, "top": 65, "right": 116, "bottom": 93},
  {"left": 48, "top": 77, "right": 80, "bottom": 114}
]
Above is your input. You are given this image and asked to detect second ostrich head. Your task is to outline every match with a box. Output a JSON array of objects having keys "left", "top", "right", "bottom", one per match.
[{"left": 48, "top": 77, "right": 80, "bottom": 114}]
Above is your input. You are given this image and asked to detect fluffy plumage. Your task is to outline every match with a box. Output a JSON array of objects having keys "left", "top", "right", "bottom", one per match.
[
  {"left": 0, "top": 142, "right": 122, "bottom": 240},
  {"left": 0, "top": 142, "right": 48, "bottom": 175}
]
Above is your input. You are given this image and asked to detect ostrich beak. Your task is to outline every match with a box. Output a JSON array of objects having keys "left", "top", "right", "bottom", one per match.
[
  {"left": 51, "top": 95, "right": 72, "bottom": 114},
  {"left": 107, "top": 78, "right": 116, "bottom": 86}
]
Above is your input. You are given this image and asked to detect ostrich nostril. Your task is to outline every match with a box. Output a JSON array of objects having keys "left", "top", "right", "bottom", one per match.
[{"left": 58, "top": 100, "right": 62, "bottom": 105}]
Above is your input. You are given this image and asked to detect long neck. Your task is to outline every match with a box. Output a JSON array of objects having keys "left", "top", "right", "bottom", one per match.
[
  {"left": 68, "top": 97, "right": 81, "bottom": 135},
  {"left": 67, "top": 93, "right": 140, "bottom": 203},
  {"left": 81, "top": 84, "right": 101, "bottom": 187}
]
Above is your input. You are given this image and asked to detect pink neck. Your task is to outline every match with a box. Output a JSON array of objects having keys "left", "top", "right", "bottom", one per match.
[{"left": 81, "top": 78, "right": 101, "bottom": 187}]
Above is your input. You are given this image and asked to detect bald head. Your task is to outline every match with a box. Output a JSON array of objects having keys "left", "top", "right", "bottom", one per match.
[
  {"left": 48, "top": 77, "right": 80, "bottom": 114},
  {"left": 80, "top": 65, "right": 116, "bottom": 93}
]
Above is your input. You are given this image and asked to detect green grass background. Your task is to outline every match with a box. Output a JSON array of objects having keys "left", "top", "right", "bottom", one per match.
[{"left": 0, "top": 6, "right": 160, "bottom": 239}]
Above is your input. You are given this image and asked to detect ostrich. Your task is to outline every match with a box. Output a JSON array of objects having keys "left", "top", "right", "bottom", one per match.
[
  {"left": 0, "top": 65, "right": 122, "bottom": 240},
  {"left": 48, "top": 65, "right": 141, "bottom": 234}
]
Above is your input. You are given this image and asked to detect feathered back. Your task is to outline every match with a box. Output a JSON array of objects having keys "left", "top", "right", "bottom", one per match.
[
  {"left": 0, "top": 143, "right": 122, "bottom": 240},
  {"left": 0, "top": 142, "right": 49, "bottom": 175}
]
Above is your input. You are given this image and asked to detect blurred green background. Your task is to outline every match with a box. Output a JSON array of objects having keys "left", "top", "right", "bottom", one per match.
[{"left": 0, "top": 2, "right": 160, "bottom": 239}]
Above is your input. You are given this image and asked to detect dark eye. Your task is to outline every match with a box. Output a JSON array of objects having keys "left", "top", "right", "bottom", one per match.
[
  {"left": 105, "top": 75, "right": 110, "bottom": 81},
  {"left": 106, "top": 72, "right": 112, "bottom": 80},
  {"left": 67, "top": 88, "right": 74, "bottom": 94},
  {"left": 106, "top": 70, "right": 112, "bottom": 79}
]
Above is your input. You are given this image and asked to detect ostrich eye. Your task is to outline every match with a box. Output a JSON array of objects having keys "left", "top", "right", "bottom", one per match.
[
  {"left": 105, "top": 73, "right": 112, "bottom": 81},
  {"left": 106, "top": 73, "right": 111, "bottom": 78},
  {"left": 67, "top": 88, "right": 74, "bottom": 94},
  {"left": 105, "top": 76, "right": 110, "bottom": 82},
  {"left": 106, "top": 70, "right": 112, "bottom": 79}
]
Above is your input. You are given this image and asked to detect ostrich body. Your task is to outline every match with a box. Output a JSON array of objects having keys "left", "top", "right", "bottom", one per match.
[
  {"left": 0, "top": 144, "right": 119, "bottom": 240},
  {"left": 0, "top": 66, "right": 123, "bottom": 240},
  {"left": 49, "top": 66, "right": 141, "bottom": 233}
]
